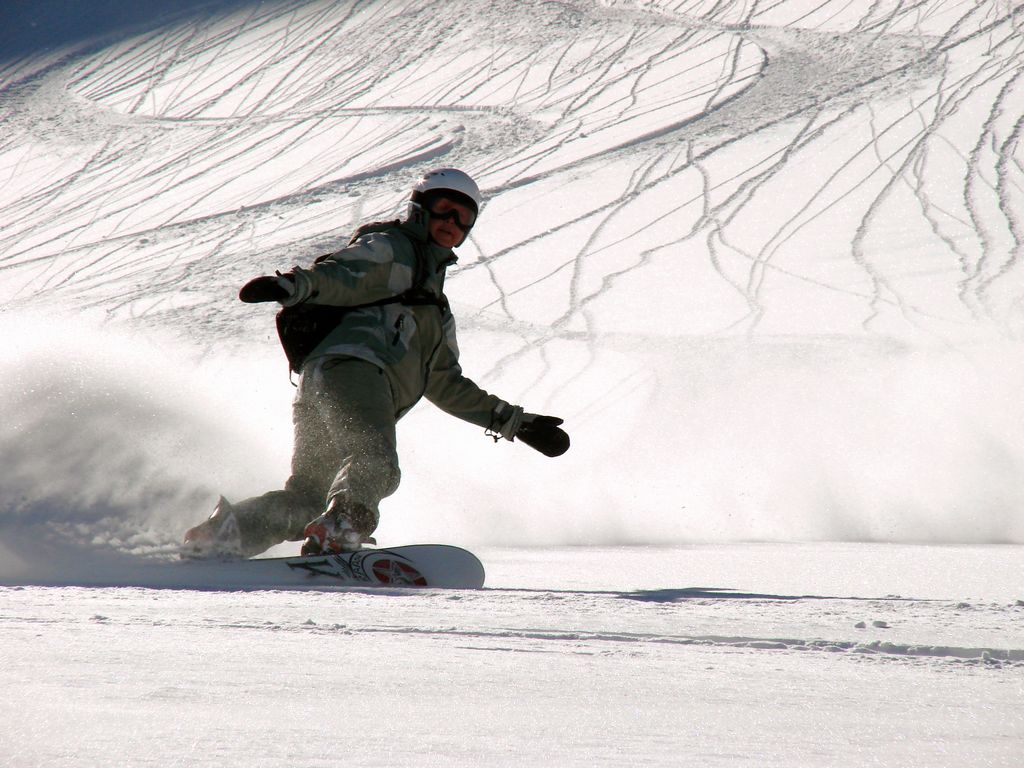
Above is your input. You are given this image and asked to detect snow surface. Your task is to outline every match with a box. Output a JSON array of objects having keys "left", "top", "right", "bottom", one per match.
[{"left": 1, "top": 0, "right": 1023, "bottom": 765}]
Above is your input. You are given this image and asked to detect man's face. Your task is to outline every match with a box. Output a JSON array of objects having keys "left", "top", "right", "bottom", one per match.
[{"left": 426, "top": 195, "right": 476, "bottom": 248}]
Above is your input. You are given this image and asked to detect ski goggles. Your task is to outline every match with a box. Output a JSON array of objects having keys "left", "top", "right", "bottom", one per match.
[{"left": 427, "top": 197, "right": 477, "bottom": 232}]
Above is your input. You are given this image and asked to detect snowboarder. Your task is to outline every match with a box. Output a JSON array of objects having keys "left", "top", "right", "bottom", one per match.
[{"left": 184, "top": 168, "right": 569, "bottom": 558}]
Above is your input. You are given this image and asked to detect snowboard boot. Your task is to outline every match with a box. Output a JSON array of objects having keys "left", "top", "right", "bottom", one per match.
[
  {"left": 300, "top": 500, "right": 376, "bottom": 556},
  {"left": 182, "top": 496, "right": 243, "bottom": 559}
]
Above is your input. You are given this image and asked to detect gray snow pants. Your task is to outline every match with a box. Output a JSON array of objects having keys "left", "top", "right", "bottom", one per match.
[{"left": 230, "top": 356, "right": 401, "bottom": 555}]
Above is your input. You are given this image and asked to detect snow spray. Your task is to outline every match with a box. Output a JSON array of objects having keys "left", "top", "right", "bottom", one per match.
[
  {"left": 2, "top": 313, "right": 1021, "bottom": 566},
  {"left": 0, "top": 313, "right": 291, "bottom": 572},
  {"left": 398, "top": 334, "right": 1024, "bottom": 547}
]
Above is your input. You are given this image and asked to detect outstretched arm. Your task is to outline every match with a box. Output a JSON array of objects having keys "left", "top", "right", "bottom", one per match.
[
  {"left": 425, "top": 312, "right": 569, "bottom": 457},
  {"left": 239, "top": 234, "right": 408, "bottom": 307}
]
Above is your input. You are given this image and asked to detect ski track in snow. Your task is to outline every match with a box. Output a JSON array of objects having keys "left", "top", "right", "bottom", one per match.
[
  {"left": 2, "top": 572, "right": 1021, "bottom": 767},
  {"left": 1, "top": 0, "right": 1021, "bottom": 345},
  {"left": 4, "top": 582, "right": 1024, "bottom": 669}
]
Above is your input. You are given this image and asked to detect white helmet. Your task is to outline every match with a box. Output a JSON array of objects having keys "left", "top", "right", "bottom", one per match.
[{"left": 409, "top": 168, "right": 482, "bottom": 217}]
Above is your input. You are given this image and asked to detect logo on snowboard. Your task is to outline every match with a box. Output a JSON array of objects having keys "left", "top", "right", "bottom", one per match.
[
  {"left": 371, "top": 558, "right": 427, "bottom": 586},
  {"left": 288, "top": 550, "right": 428, "bottom": 587}
]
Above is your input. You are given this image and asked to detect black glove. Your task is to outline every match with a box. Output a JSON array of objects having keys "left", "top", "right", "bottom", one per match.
[
  {"left": 517, "top": 414, "right": 570, "bottom": 457},
  {"left": 239, "top": 273, "right": 295, "bottom": 303},
  {"left": 491, "top": 406, "right": 570, "bottom": 457}
]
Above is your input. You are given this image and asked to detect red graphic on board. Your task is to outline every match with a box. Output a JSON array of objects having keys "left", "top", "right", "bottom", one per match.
[{"left": 371, "top": 558, "right": 428, "bottom": 586}]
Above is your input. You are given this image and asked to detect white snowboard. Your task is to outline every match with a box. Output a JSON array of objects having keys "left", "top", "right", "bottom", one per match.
[{"left": 248, "top": 545, "right": 485, "bottom": 589}]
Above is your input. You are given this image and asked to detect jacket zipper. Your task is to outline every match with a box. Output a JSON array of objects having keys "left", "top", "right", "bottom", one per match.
[{"left": 392, "top": 314, "right": 405, "bottom": 346}]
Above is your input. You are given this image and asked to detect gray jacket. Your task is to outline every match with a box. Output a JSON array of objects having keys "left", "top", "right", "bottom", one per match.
[{"left": 287, "top": 222, "right": 508, "bottom": 426}]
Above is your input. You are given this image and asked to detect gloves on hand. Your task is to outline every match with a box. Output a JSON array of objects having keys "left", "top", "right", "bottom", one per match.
[
  {"left": 239, "top": 273, "right": 297, "bottom": 304},
  {"left": 517, "top": 414, "right": 570, "bottom": 457},
  {"left": 491, "top": 405, "right": 570, "bottom": 457}
]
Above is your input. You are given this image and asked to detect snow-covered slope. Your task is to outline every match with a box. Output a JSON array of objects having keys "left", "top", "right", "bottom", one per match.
[
  {"left": 2, "top": 0, "right": 1022, "bottom": 552},
  {"left": 0, "top": 2, "right": 1022, "bottom": 765}
]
